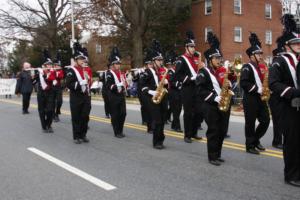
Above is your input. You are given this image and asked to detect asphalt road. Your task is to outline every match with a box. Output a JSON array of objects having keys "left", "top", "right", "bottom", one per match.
[{"left": 0, "top": 95, "right": 299, "bottom": 200}]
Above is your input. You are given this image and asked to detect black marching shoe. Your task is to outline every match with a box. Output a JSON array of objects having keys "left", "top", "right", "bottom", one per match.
[
  {"left": 42, "top": 128, "right": 48, "bottom": 133},
  {"left": 246, "top": 148, "right": 260, "bottom": 155},
  {"left": 256, "top": 144, "right": 266, "bottom": 151},
  {"left": 217, "top": 158, "right": 225, "bottom": 162},
  {"left": 81, "top": 137, "right": 90, "bottom": 143},
  {"left": 285, "top": 180, "right": 300, "bottom": 187},
  {"left": 153, "top": 144, "right": 164, "bottom": 150},
  {"left": 224, "top": 134, "right": 231, "bottom": 138},
  {"left": 47, "top": 127, "right": 54, "bottom": 133},
  {"left": 209, "top": 160, "right": 221, "bottom": 166},
  {"left": 74, "top": 139, "right": 81, "bottom": 144},
  {"left": 53, "top": 115, "right": 60, "bottom": 122},
  {"left": 192, "top": 135, "right": 203, "bottom": 140},
  {"left": 115, "top": 134, "right": 125, "bottom": 138},
  {"left": 272, "top": 143, "right": 283, "bottom": 150},
  {"left": 184, "top": 137, "right": 192, "bottom": 143}
]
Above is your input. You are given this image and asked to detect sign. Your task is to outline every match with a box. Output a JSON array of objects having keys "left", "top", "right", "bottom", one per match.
[{"left": 0, "top": 78, "right": 17, "bottom": 95}]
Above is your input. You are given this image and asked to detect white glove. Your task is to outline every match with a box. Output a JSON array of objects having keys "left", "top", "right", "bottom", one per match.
[
  {"left": 116, "top": 82, "right": 124, "bottom": 87},
  {"left": 258, "top": 87, "right": 262, "bottom": 94},
  {"left": 214, "top": 96, "right": 221, "bottom": 104},
  {"left": 38, "top": 68, "right": 44, "bottom": 75},
  {"left": 148, "top": 90, "right": 157, "bottom": 96},
  {"left": 164, "top": 79, "right": 168, "bottom": 85},
  {"left": 191, "top": 75, "right": 197, "bottom": 81},
  {"left": 80, "top": 80, "right": 88, "bottom": 86},
  {"left": 53, "top": 80, "right": 58, "bottom": 86}
]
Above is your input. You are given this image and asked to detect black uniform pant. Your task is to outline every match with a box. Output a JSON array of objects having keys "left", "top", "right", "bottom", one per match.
[
  {"left": 53, "top": 87, "right": 63, "bottom": 116},
  {"left": 37, "top": 90, "right": 55, "bottom": 130},
  {"left": 145, "top": 95, "right": 167, "bottom": 146},
  {"left": 243, "top": 94, "right": 270, "bottom": 149},
  {"left": 169, "top": 89, "right": 182, "bottom": 130},
  {"left": 201, "top": 102, "right": 227, "bottom": 160},
  {"left": 138, "top": 92, "right": 147, "bottom": 124},
  {"left": 22, "top": 92, "right": 31, "bottom": 112},
  {"left": 102, "top": 90, "right": 110, "bottom": 116},
  {"left": 70, "top": 92, "right": 91, "bottom": 140},
  {"left": 108, "top": 93, "right": 126, "bottom": 136},
  {"left": 281, "top": 105, "right": 300, "bottom": 181},
  {"left": 141, "top": 93, "right": 153, "bottom": 132},
  {"left": 181, "top": 85, "right": 198, "bottom": 138},
  {"left": 269, "top": 95, "right": 283, "bottom": 145}
]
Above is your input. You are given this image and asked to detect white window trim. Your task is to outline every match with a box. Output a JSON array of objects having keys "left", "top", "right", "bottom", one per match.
[
  {"left": 234, "top": 0, "right": 242, "bottom": 15},
  {"left": 265, "top": 30, "right": 272, "bottom": 45},
  {"left": 265, "top": 4, "right": 272, "bottom": 19},
  {"left": 205, "top": 0, "right": 212, "bottom": 15},
  {"left": 234, "top": 27, "right": 242, "bottom": 43},
  {"left": 205, "top": 27, "right": 213, "bottom": 42}
]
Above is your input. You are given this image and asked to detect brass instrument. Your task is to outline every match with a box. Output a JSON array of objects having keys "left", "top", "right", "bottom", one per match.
[
  {"left": 152, "top": 70, "right": 169, "bottom": 104},
  {"left": 218, "top": 67, "right": 234, "bottom": 112},
  {"left": 231, "top": 56, "right": 243, "bottom": 84},
  {"left": 261, "top": 61, "right": 270, "bottom": 101},
  {"left": 25, "top": 67, "right": 62, "bottom": 71}
]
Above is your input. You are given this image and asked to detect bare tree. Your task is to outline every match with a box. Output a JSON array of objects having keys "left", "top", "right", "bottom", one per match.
[
  {"left": 88, "top": 0, "right": 192, "bottom": 68},
  {"left": 0, "top": 0, "right": 72, "bottom": 54}
]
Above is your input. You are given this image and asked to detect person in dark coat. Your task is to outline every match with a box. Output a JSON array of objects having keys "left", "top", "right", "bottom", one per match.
[
  {"left": 15, "top": 62, "right": 33, "bottom": 114},
  {"left": 269, "top": 14, "right": 300, "bottom": 187}
]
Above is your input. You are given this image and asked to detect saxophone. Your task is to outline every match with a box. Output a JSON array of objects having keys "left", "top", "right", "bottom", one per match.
[
  {"left": 218, "top": 67, "right": 234, "bottom": 112},
  {"left": 152, "top": 70, "right": 168, "bottom": 104},
  {"left": 261, "top": 67, "right": 270, "bottom": 101}
]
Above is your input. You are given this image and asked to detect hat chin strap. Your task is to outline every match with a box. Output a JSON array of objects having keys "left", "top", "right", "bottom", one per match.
[{"left": 288, "top": 44, "right": 300, "bottom": 57}]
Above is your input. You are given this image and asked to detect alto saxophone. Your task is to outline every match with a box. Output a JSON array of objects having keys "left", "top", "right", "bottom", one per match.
[
  {"left": 218, "top": 67, "right": 234, "bottom": 112},
  {"left": 152, "top": 70, "right": 168, "bottom": 104},
  {"left": 261, "top": 68, "right": 270, "bottom": 101}
]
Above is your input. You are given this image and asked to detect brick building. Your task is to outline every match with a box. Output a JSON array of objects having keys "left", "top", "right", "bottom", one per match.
[{"left": 180, "top": 0, "right": 283, "bottom": 63}]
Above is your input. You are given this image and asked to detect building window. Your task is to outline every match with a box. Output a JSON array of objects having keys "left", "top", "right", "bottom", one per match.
[
  {"left": 265, "top": 4, "right": 272, "bottom": 19},
  {"left": 205, "top": 27, "right": 213, "bottom": 42},
  {"left": 205, "top": 0, "right": 212, "bottom": 15},
  {"left": 234, "top": 0, "right": 242, "bottom": 14},
  {"left": 96, "top": 44, "right": 101, "bottom": 54},
  {"left": 265, "top": 30, "right": 272, "bottom": 45},
  {"left": 234, "top": 27, "right": 242, "bottom": 42}
]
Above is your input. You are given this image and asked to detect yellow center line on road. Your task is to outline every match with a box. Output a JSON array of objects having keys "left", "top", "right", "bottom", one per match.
[{"left": 0, "top": 99, "right": 283, "bottom": 159}]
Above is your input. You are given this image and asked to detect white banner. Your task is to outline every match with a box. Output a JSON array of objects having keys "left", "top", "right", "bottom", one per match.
[{"left": 0, "top": 78, "right": 17, "bottom": 95}]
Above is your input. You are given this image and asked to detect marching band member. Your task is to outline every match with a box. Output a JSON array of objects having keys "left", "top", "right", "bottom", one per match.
[
  {"left": 140, "top": 40, "right": 168, "bottom": 149},
  {"left": 32, "top": 50, "right": 56, "bottom": 133},
  {"left": 240, "top": 33, "right": 270, "bottom": 155},
  {"left": 195, "top": 32, "right": 227, "bottom": 166},
  {"left": 269, "top": 36, "right": 285, "bottom": 150},
  {"left": 269, "top": 14, "right": 300, "bottom": 187},
  {"left": 166, "top": 50, "right": 183, "bottom": 132},
  {"left": 106, "top": 47, "right": 127, "bottom": 138},
  {"left": 53, "top": 51, "right": 64, "bottom": 122},
  {"left": 65, "top": 42, "right": 91, "bottom": 144},
  {"left": 175, "top": 31, "right": 203, "bottom": 143}
]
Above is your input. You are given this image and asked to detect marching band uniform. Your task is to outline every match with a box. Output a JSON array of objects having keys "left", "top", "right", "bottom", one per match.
[
  {"left": 32, "top": 50, "right": 56, "bottom": 133},
  {"left": 175, "top": 31, "right": 202, "bottom": 143},
  {"left": 240, "top": 33, "right": 270, "bottom": 155},
  {"left": 65, "top": 43, "right": 91, "bottom": 144},
  {"left": 53, "top": 51, "right": 64, "bottom": 122},
  {"left": 166, "top": 51, "right": 182, "bottom": 132},
  {"left": 106, "top": 47, "right": 126, "bottom": 138},
  {"left": 269, "top": 39, "right": 285, "bottom": 150},
  {"left": 140, "top": 40, "right": 167, "bottom": 149},
  {"left": 196, "top": 32, "right": 227, "bottom": 166},
  {"left": 269, "top": 14, "right": 300, "bottom": 187}
]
